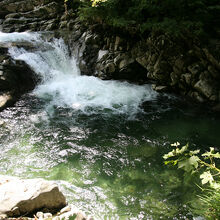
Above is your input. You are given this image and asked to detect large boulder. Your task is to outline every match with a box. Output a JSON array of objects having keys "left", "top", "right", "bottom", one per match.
[
  {"left": 0, "top": 45, "right": 36, "bottom": 111},
  {"left": 0, "top": 175, "right": 67, "bottom": 217},
  {"left": 194, "top": 79, "right": 218, "bottom": 101}
]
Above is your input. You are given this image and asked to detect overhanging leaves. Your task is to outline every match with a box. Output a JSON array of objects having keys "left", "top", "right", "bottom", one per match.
[
  {"left": 200, "top": 171, "right": 214, "bottom": 185},
  {"left": 178, "top": 156, "right": 200, "bottom": 172}
]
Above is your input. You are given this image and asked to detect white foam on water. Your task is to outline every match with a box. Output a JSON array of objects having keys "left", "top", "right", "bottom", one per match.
[
  {"left": 1, "top": 31, "right": 158, "bottom": 115},
  {"left": 0, "top": 31, "right": 41, "bottom": 43}
]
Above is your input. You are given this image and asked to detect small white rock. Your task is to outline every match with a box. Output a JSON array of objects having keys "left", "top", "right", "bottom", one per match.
[
  {"left": 59, "top": 212, "right": 71, "bottom": 220},
  {"left": 60, "top": 205, "right": 71, "bottom": 214},
  {"left": 44, "top": 212, "right": 53, "bottom": 218},
  {"left": 76, "top": 211, "right": 87, "bottom": 220},
  {"left": 36, "top": 212, "right": 44, "bottom": 218},
  {"left": 0, "top": 214, "right": 7, "bottom": 219},
  {"left": 70, "top": 204, "right": 79, "bottom": 213}
]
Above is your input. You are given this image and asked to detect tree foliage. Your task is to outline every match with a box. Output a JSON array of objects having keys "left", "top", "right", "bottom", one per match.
[
  {"left": 164, "top": 143, "right": 220, "bottom": 219},
  {"left": 78, "top": 0, "right": 220, "bottom": 38}
]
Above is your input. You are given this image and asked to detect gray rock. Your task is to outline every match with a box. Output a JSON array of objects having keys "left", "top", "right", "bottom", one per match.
[
  {"left": 212, "top": 103, "right": 220, "bottom": 111},
  {"left": 5, "top": 12, "right": 22, "bottom": 19},
  {"left": 105, "top": 62, "right": 115, "bottom": 73},
  {"left": 59, "top": 21, "right": 68, "bottom": 29},
  {"left": 208, "top": 65, "right": 219, "bottom": 79},
  {"left": 119, "top": 58, "right": 134, "bottom": 69},
  {"left": 0, "top": 120, "right": 6, "bottom": 126},
  {"left": 136, "top": 56, "right": 148, "bottom": 69},
  {"left": 199, "top": 71, "right": 212, "bottom": 82},
  {"left": 75, "top": 211, "right": 87, "bottom": 220},
  {"left": 67, "top": 20, "right": 75, "bottom": 30},
  {"left": 153, "top": 59, "right": 171, "bottom": 82},
  {"left": 190, "top": 91, "right": 205, "bottom": 103},
  {"left": 45, "top": 22, "right": 57, "bottom": 31},
  {"left": 114, "top": 36, "right": 120, "bottom": 51},
  {"left": 44, "top": 213, "right": 53, "bottom": 218},
  {"left": 152, "top": 84, "right": 168, "bottom": 92},
  {"left": 85, "top": 33, "right": 100, "bottom": 45},
  {"left": 203, "top": 48, "right": 220, "bottom": 71},
  {"left": 188, "top": 63, "right": 201, "bottom": 76},
  {"left": 113, "top": 53, "right": 126, "bottom": 66},
  {"left": 170, "top": 72, "right": 179, "bottom": 86},
  {"left": 0, "top": 92, "right": 13, "bottom": 110},
  {"left": 97, "top": 50, "right": 108, "bottom": 61},
  {"left": 36, "top": 212, "right": 44, "bottom": 218},
  {"left": 60, "top": 205, "right": 71, "bottom": 214},
  {"left": 174, "top": 58, "right": 185, "bottom": 72},
  {"left": 182, "top": 73, "right": 191, "bottom": 86},
  {"left": 194, "top": 79, "right": 215, "bottom": 99},
  {"left": 0, "top": 175, "right": 66, "bottom": 217}
]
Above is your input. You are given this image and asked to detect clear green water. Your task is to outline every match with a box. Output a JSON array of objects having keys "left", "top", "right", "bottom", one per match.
[{"left": 0, "top": 93, "right": 219, "bottom": 219}]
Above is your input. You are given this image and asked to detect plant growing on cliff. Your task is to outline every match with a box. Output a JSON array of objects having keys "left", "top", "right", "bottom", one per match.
[{"left": 163, "top": 142, "right": 220, "bottom": 219}]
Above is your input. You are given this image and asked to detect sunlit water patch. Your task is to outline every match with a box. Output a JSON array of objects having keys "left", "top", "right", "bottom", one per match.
[
  {"left": 1, "top": 94, "right": 219, "bottom": 219},
  {"left": 0, "top": 32, "right": 220, "bottom": 219}
]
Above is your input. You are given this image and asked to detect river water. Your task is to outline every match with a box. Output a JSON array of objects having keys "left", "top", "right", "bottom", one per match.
[{"left": 0, "top": 32, "right": 220, "bottom": 219}]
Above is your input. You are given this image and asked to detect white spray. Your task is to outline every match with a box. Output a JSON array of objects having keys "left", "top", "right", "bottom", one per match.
[{"left": 0, "top": 32, "right": 157, "bottom": 115}]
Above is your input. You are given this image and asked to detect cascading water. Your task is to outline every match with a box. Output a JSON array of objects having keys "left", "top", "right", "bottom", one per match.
[
  {"left": 0, "top": 32, "right": 220, "bottom": 219},
  {"left": 1, "top": 31, "right": 157, "bottom": 116}
]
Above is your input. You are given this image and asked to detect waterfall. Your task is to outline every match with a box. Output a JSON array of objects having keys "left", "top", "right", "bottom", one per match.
[{"left": 0, "top": 32, "right": 157, "bottom": 115}]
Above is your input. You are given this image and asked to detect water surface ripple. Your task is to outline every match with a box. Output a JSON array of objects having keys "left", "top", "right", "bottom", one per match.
[{"left": 0, "top": 32, "right": 220, "bottom": 219}]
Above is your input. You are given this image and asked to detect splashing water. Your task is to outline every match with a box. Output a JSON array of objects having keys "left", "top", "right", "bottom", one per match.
[
  {"left": 0, "top": 31, "right": 41, "bottom": 43},
  {"left": 0, "top": 31, "right": 158, "bottom": 115},
  {"left": 1, "top": 32, "right": 219, "bottom": 220}
]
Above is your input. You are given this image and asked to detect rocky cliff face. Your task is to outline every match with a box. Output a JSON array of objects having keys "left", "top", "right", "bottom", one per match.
[
  {"left": 0, "top": 0, "right": 64, "bottom": 32},
  {"left": 69, "top": 24, "right": 220, "bottom": 104},
  {"left": 0, "top": 0, "right": 219, "bottom": 108}
]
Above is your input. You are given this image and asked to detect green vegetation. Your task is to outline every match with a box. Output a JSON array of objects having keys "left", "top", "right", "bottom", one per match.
[
  {"left": 164, "top": 143, "right": 220, "bottom": 219},
  {"left": 75, "top": 0, "right": 220, "bottom": 38}
]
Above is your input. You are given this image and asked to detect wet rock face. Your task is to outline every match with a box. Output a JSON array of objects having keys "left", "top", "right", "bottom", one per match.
[
  {"left": 0, "top": 45, "right": 36, "bottom": 110},
  {"left": 0, "top": 59, "right": 35, "bottom": 92},
  {"left": 75, "top": 31, "right": 148, "bottom": 83},
  {"left": 76, "top": 27, "right": 220, "bottom": 103}
]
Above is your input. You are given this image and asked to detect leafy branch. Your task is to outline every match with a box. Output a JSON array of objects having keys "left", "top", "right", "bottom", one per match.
[{"left": 163, "top": 143, "right": 220, "bottom": 189}]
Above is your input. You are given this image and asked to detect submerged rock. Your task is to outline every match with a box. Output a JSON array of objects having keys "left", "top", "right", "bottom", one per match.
[{"left": 0, "top": 175, "right": 66, "bottom": 217}]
